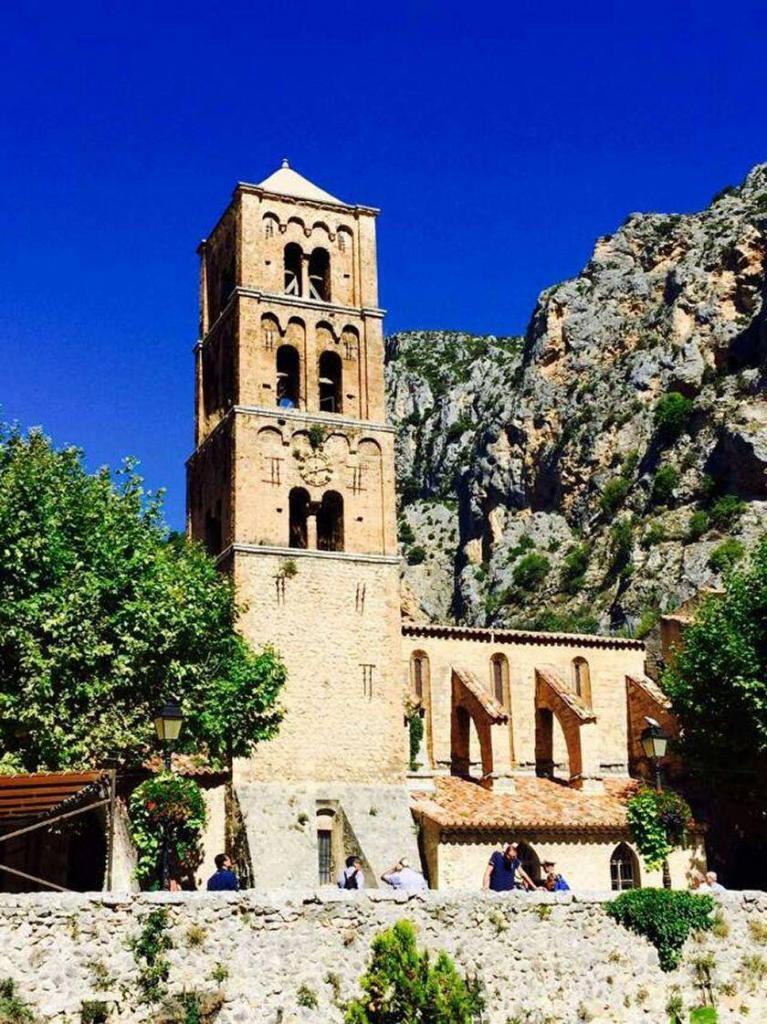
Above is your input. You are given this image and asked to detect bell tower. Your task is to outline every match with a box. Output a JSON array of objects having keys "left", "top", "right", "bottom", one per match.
[{"left": 187, "top": 162, "right": 414, "bottom": 885}]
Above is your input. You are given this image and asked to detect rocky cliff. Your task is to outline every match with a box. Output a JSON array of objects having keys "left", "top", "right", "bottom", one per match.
[{"left": 386, "top": 163, "right": 767, "bottom": 646}]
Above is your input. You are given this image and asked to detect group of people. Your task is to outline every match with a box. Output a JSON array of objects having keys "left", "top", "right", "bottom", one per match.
[
  {"left": 337, "top": 855, "right": 428, "bottom": 892},
  {"left": 482, "top": 842, "right": 569, "bottom": 893},
  {"left": 691, "top": 870, "right": 726, "bottom": 893}
]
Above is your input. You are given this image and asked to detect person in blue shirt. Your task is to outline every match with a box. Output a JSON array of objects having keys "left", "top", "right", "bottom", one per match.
[
  {"left": 541, "top": 860, "right": 570, "bottom": 891},
  {"left": 206, "top": 853, "right": 239, "bottom": 891},
  {"left": 482, "top": 842, "right": 535, "bottom": 892}
]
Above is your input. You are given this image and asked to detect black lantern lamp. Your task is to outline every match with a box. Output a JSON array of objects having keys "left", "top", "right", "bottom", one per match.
[
  {"left": 640, "top": 717, "right": 672, "bottom": 889},
  {"left": 154, "top": 701, "right": 184, "bottom": 768}
]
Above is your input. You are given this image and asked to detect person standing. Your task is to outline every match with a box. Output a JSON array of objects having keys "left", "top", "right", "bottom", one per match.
[
  {"left": 206, "top": 853, "right": 239, "bottom": 891},
  {"left": 540, "top": 860, "right": 570, "bottom": 891},
  {"left": 482, "top": 842, "right": 535, "bottom": 892},
  {"left": 381, "top": 857, "right": 428, "bottom": 892},
  {"left": 337, "top": 855, "right": 365, "bottom": 890}
]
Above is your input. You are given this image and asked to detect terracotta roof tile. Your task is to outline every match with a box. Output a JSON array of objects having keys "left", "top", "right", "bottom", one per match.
[
  {"left": 412, "top": 775, "right": 639, "bottom": 834},
  {"left": 402, "top": 621, "right": 644, "bottom": 651},
  {"left": 536, "top": 666, "right": 596, "bottom": 722},
  {"left": 626, "top": 674, "right": 671, "bottom": 710},
  {"left": 453, "top": 666, "right": 508, "bottom": 723}
]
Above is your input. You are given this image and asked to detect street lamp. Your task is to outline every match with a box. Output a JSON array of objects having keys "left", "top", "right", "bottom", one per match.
[
  {"left": 153, "top": 701, "right": 184, "bottom": 891},
  {"left": 640, "top": 717, "right": 672, "bottom": 889},
  {"left": 154, "top": 701, "right": 184, "bottom": 771}
]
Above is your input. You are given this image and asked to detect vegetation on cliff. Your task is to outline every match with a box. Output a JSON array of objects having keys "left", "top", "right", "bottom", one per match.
[{"left": 387, "top": 163, "right": 767, "bottom": 642}]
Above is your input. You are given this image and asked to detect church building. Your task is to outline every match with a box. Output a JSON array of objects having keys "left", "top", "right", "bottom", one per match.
[{"left": 187, "top": 164, "right": 702, "bottom": 891}]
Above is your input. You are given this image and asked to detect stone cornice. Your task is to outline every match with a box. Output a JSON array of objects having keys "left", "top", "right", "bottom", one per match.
[
  {"left": 402, "top": 622, "right": 645, "bottom": 652},
  {"left": 236, "top": 181, "right": 380, "bottom": 217},
  {"left": 236, "top": 287, "right": 385, "bottom": 319},
  {"left": 218, "top": 544, "right": 401, "bottom": 567}
]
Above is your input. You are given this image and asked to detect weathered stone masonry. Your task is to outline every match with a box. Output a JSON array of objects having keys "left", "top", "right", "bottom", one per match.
[{"left": 2, "top": 890, "right": 766, "bottom": 1023}]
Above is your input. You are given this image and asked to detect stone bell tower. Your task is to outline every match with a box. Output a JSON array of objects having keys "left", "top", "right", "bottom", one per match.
[{"left": 187, "top": 162, "right": 415, "bottom": 885}]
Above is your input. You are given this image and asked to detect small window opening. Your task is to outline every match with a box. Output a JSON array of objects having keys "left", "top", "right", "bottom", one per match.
[
  {"left": 491, "top": 655, "right": 508, "bottom": 706},
  {"left": 204, "top": 500, "right": 222, "bottom": 556},
  {"left": 308, "top": 247, "right": 331, "bottom": 302},
  {"left": 318, "top": 351, "right": 343, "bottom": 413},
  {"left": 610, "top": 843, "right": 638, "bottom": 891},
  {"left": 284, "top": 243, "right": 303, "bottom": 296},
  {"left": 413, "top": 657, "right": 424, "bottom": 699},
  {"left": 265, "top": 219, "right": 275, "bottom": 238},
  {"left": 289, "top": 487, "right": 310, "bottom": 549},
  {"left": 276, "top": 345, "right": 300, "bottom": 408},
  {"left": 572, "top": 657, "right": 592, "bottom": 705},
  {"left": 517, "top": 842, "right": 541, "bottom": 887},
  {"left": 317, "top": 491, "right": 344, "bottom": 551}
]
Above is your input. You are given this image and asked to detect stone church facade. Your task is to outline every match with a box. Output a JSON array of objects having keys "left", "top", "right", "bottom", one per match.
[{"left": 187, "top": 164, "right": 702, "bottom": 891}]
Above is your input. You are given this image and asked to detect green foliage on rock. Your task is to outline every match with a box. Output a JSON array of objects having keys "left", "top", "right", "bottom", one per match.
[
  {"left": 0, "top": 426, "right": 284, "bottom": 772},
  {"left": 154, "top": 991, "right": 224, "bottom": 1024},
  {"left": 345, "top": 920, "right": 484, "bottom": 1024},
  {"left": 408, "top": 713, "right": 424, "bottom": 771},
  {"left": 561, "top": 544, "right": 590, "bottom": 594},
  {"left": 708, "top": 538, "right": 745, "bottom": 572},
  {"left": 407, "top": 546, "right": 427, "bottom": 566},
  {"left": 130, "top": 910, "right": 173, "bottom": 1004},
  {"left": 686, "top": 510, "right": 710, "bottom": 541},
  {"left": 129, "top": 774, "right": 207, "bottom": 888},
  {"left": 0, "top": 980, "right": 36, "bottom": 1024},
  {"left": 600, "top": 476, "right": 630, "bottom": 515},
  {"left": 708, "top": 494, "right": 746, "bottom": 530},
  {"left": 664, "top": 538, "right": 767, "bottom": 799},
  {"left": 512, "top": 552, "right": 550, "bottom": 590},
  {"left": 651, "top": 465, "right": 680, "bottom": 506},
  {"left": 654, "top": 392, "right": 694, "bottom": 441},
  {"left": 626, "top": 788, "right": 693, "bottom": 870},
  {"left": 607, "top": 889, "right": 714, "bottom": 971},
  {"left": 608, "top": 518, "right": 634, "bottom": 576},
  {"left": 399, "top": 519, "right": 416, "bottom": 546}
]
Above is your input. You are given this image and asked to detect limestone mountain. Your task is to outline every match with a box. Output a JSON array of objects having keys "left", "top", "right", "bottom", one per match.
[{"left": 386, "top": 162, "right": 767, "bottom": 649}]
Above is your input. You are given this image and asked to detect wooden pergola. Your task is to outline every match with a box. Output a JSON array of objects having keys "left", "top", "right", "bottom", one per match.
[{"left": 0, "top": 771, "right": 116, "bottom": 892}]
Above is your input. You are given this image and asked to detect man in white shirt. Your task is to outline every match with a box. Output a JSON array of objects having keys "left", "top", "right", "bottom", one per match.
[
  {"left": 337, "top": 855, "right": 365, "bottom": 890},
  {"left": 381, "top": 857, "right": 428, "bottom": 892}
]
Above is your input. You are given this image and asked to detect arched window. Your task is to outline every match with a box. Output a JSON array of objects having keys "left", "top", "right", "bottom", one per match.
[
  {"left": 289, "top": 487, "right": 310, "bottom": 549},
  {"left": 318, "top": 351, "right": 343, "bottom": 413},
  {"left": 516, "top": 842, "right": 541, "bottom": 887},
  {"left": 284, "top": 243, "right": 303, "bottom": 296},
  {"left": 276, "top": 345, "right": 300, "bottom": 408},
  {"left": 317, "top": 491, "right": 344, "bottom": 551},
  {"left": 572, "top": 657, "right": 592, "bottom": 705},
  {"left": 308, "top": 247, "right": 331, "bottom": 301},
  {"left": 411, "top": 651, "right": 429, "bottom": 700},
  {"left": 263, "top": 215, "right": 277, "bottom": 238},
  {"left": 610, "top": 843, "right": 639, "bottom": 891},
  {"left": 490, "top": 654, "right": 509, "bottom": 707}
]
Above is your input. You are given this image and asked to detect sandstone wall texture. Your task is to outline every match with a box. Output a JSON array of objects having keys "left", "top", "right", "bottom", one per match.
[{"left": 2, "top": 890, "right": 765, "bottom": 1024}]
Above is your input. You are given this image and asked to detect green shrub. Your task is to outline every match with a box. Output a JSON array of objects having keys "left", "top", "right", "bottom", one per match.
[
  {"left": 296, "top": 986, "right": 318, "bottom": 1010},
  {"left": 408, "top": 713, "right": 424, "bottom": 771},
  {"left": 516, "top": 608, "right": 599, "bottom": 634},
  {"left": 561, "top": 544, "right": 590, "bottom": 593},
  {"left": 708, "top": 539, "right": 745, "bottom": 573},
  {"left": 640, "top": 522, "right": 667, "bottom": 549},
  {"left": 0, "top": 980, "right": 36, "bottom": 1024},
  {"left": 600, "top": 477, "right": 630, "bottom": 515},
  {"left": 398, "top": 520, "right": 416, "bottom": 546},
  {"left": 445, "top": 416, "right": 473, "bottom": 443},
  {"left": 686, "top": 510, "right": 710, "bottom": 541},
  {"left": 654, "top": 392, "right": 694, "bottom": 440},
  {"left": 345, "top": 920, "right": 484, "bottom": 1024},
  {"left": 709, "top": 494, "right": 746, "bottom": 530},
  {"left": 635, "top": 608, "right": 659, "bottom": 639},
  {"left": 622, "top": 450, "right": 640, "bottom": 477},
  {"left": 689, "top": 1009, "right": 717, "bottom": 1024},
  {"left": 407, "top": 546, "right": 427, "bottom": 566},
  {"left": 307, "top": 424, "right": 327, "bottom": 450},
  {"left": 81, "top": 1002, "right": 108, "bottom": 1024},
  {"left": 609, "top": 518, "right": 633, "bottom": 575},
  {"left": 651, "top": 465, "right": 679, "bottom": 506},
  {"left": 507, "top": 535, "right": 535, "bottom": 560},
  {"left": 130, "top": 910, "right": 173, "bottom": 1004},
  {"left": 155, "top": 991, "right": 224, "bottom": 1024},
  {"left": 512, "top": 552, "right": 550, "bottom": 590},
  {"left": 606, "top": 889, "right": 714, "bottom": 971}
]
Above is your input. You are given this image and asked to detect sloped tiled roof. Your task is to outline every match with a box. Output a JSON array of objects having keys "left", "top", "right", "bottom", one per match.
[
  {"left": 453, "top": 666, "right": 508, "bottom": 723},
  {"left": 536, "top": 666, "right": 596, "bottom": 722},
  {"left": 626, "top": 674, "right": 671, "bottom": 710},
  {"left": 412, "top": 775, "right": 639, "bottom": 834}
]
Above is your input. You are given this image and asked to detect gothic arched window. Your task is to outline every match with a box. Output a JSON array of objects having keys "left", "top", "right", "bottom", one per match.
[
  {"left": 318, "top": 351, "right": 343, "bottom": 414},
  {"left": 610, "top": 843, "right": 639, "bottom": 891}
]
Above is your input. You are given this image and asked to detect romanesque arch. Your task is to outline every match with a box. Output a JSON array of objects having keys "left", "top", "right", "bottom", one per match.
[
  {"left": 284, "top": 242, "right": 302, "bottom": 296},
  {"left": 450, "top": 667, "right": 508, "bottom": 788},
  {"left": 535, "top": 668, "right": 597, "bottom": 785}
]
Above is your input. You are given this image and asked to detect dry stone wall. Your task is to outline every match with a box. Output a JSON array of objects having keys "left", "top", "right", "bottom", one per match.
[{"left": 2, "top": 889, "right": 766, "bottom": 1024}]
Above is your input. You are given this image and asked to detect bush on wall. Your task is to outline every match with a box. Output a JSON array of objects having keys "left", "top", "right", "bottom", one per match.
[{"left": 607, "top": 889, "right": 714, "bottom": 971}]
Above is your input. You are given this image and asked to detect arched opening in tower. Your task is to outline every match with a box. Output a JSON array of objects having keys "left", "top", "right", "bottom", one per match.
[
  {"left": 276, "top": 345, "right": 300, "bottom": 408},
  {"left": 317, "top": 490, "right": 344, "bottom": 551},
  {"left": 289, "top": 487, "right": 310, "bottom": 549},
  {"left": 284, "top": 243, "right": 303, "bottom": 296},
  {"left": 308, "top": 247, "right": 331, "bottom": 302},
  {"left": 318, "top": 351, "right": 343, "bottom": 414}
]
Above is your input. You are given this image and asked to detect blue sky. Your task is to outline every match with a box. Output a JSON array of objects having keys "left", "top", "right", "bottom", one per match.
[{"left": 2, "top": 0, "right": 766, "bottom": 528}]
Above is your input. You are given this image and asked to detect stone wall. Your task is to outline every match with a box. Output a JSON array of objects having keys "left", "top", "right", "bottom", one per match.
[{"left": 2, "top": 889, "right": 765, "bottom": 1023}]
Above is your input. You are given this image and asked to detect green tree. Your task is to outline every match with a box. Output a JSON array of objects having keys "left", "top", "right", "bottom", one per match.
[
  {"left": 664, "top": 539, "right": 767, "bottom": 866},
  {"left": 651, "top": 464, "right": 679, "bottom": 506},
  {"left": 0, "top": 426, "right": 285, "bottom": 772},
  {"left": 512, "top": 552, "right": 550, "bottom": 590},
  {"left": 345, "top": 920, "right": 484, "bottom": 1024},
  {"left": 654, "top": 391, "right": 694, "bottom": 440},
  {"left": 599, "top": 476, "right": 630, "bottom": 515}
]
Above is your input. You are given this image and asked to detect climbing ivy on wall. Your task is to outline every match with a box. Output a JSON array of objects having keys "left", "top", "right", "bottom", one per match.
[{"left": 626, "top": 788, "right": 692, "bottom": 870}]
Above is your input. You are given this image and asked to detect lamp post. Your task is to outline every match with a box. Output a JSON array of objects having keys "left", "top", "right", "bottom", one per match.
[
  {"left": 640, "top": 718, "right": 671, "bottom": 889},
  {"left": 153, "top": 701, "right": 184, "bottom": 889}
]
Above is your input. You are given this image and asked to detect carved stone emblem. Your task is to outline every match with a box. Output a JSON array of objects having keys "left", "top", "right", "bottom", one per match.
[{"left": 298, "top": 450, "right": 333, "bottom": 487}]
